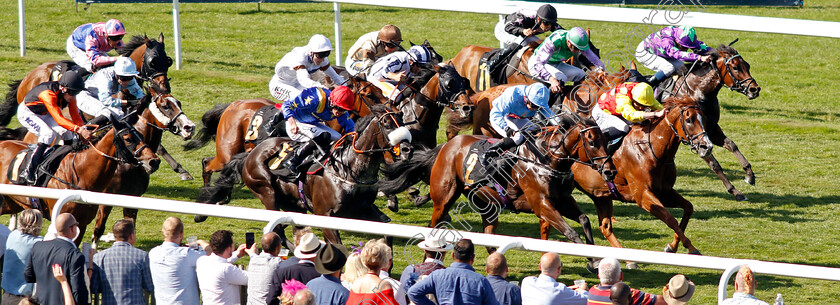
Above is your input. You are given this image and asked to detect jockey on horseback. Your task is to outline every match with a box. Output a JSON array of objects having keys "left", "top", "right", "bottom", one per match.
[
  {"left": 66, "top": 19, "right": 126, "bottom": 78},
  {"left": 529, "top": 27, "right": 605, "bottom": 93},
  {"left": 487, "top": 4, "right": 560, "bottom": 73},
  {"left": 591, "top": 82, "right": 665, "bottom": 153},
  {"left": 635, "top": 25, "right": 712, "bottom": 88},
  {"left": 270, "top": 34, "right": 346, "bottom": 102},
  {"left": 366, "top": 45, "right": 432, "bottom": 103},
  {"left": 281, "top": 86, "right": 355, "bottom": 174},
  {"left": 76, "top": 57, "right": 144, "bottom": 127},
  {"left": 481, "top": 83, "right": 553, "bottom": 165},
  {"left": 17, "top": 71, "right": 95, "bottom": 184},
  {"left": 345, "top": 25, "right": 403, "bottom": 77}
]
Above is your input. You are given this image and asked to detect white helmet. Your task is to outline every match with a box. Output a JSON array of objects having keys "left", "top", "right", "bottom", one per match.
[
  {"left": 307, "top": 34, "right": 333, "bottom": 53},
  {"left": 114, "top": 57, "right": 139, "bottom": 77},
  {"left": 408, "top": 45, "right": 431, "bottom": 64}
]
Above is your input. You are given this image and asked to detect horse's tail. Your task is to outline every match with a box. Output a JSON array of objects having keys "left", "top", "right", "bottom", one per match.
[
  {"left": 196, "top": 151, "right": 249, "bottom": 205},
  {"left": 0, "top": 80, "right": 22, "bottom": 127},
  {"left": 183, "top": 102, "right": 229, "bottom": 150},
  {"left": 378, "top": 145, "right": 442, "bottom": 194},
  {"left": 0, "top": 127, "right": 27, "bottom": 141}
]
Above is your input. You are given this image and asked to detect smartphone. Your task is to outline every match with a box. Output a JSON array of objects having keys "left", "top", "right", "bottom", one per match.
[{"left": 245, "top": 232, "right": 255, "bottom": 249}]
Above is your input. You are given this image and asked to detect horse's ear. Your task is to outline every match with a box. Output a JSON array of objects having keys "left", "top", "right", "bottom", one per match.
[
  {"left": 424, "top": 39, "right": 430, "bottom": 46},
  {"left": 728, "top": 38, "right": 739, "bottom": 46},
  {"left": 409, "top": 40, "right": 415, "bottom": 47},
  {"left": 586, "top": 28, "right": 591, "bottom": 37},
  {"left": 144, "top": 33, "right": 150, "bottom": 43},
  {"left": 631, "top": 61, "right": 637, "bottom": 70},
  {"left": 158, "top": 32, "right": 165, "bottom": 44}
]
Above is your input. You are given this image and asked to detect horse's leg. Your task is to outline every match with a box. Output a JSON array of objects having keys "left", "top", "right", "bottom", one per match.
[
  {"left": 592, "top": 196, "right": 636, "bottom": 268},
  {"left": 157, "top": 144, "right": 193, "bottom": 181},
  {"left": 701, "top": 153, "right": 747, "bottom": 202},
  {"left": 201, "top": 156, "right": 214, "bottom": 186},
  {"left": 475, "top": 197, "right": 499, "bottom": 254},
  {"left": 723, "top": 137, "right": 755, "bottom": 185},
  {"left": 556, "top": 196, "right": 595, "bottom": 245},
  {"left": 536, "top": 198, "right": 583, "bottom": 244},
  {"left": 539, "top": 218, "right": 550, "bottom": 239},
  {"left": 386, "top": 193, "right": 399, "bottom": 213},
  {"left": 661, "top": 190, "right": 699, "bottom": 254},
  {"left": 92, "top": 205, "right": 113, "bottom": 249},
  {"left": 638, "top": 190, "right": 699, "bottom": 255},
  {"left": 429, "top": 176, "right": 462, "bottom": 228}
]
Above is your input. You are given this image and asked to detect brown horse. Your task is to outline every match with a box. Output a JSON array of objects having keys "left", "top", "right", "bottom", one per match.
[
  {"left": 0, "top": 119, "right": 160, "bottom": 244},
  {"left": 571, "top": 96, "right": 713, "bottom": 259},
  {"left": 197, "top": 104, "right": 413, "bottom": 245}
]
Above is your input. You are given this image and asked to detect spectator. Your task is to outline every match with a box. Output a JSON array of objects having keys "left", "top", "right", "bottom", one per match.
[
  {"left": 662, "top": 274, "right": 694, "bottom": 305},
  {"left": 521, "top": 252, "right": 588, "bottom": 305},
  {"left": 306, "top": 242, "right": 349, "bottom": 305},
  {"left": 2, "top": 209, "right": 43, "bottom": 305},
  {"left": 277, "top": 227, "right": 314, "bottom": 270},
  {"left": 270, "top": 233, "right": 324, "bottom": 300},
  {"left": 53, "top": 263, "right": 76, "bottom": 305},
  {"left": 0, "top": 222, "right": 10, "bottom": 259},
  {"left": 368, "top": 239, "right": 400, "bottom": 289},
  {"left": 90, "top": 219, "right": 154, "bottom": 305},
  {"left": 24, "top": 213, "right": 88, "bottom": 305},
  {"left": 485, "top": 252, "right": 521, "bottom": 305},
  {"left": 149, "top": 216, "right": 210, "bottom": 305},
  {"left": 346, "top": 240, "right": 399, "bottom": 304},
  {"left": 248, "top": 232, "right": 285, "bottom": 305},
  {"left": 587, "top": 258, "right": 665, "bottom": 305},
  {"left": 610, "top": 282, "right": 631, "bottom": 305},
  {"left": 340, "top": 251, "right": 365, "bottom": 289},
  {"left": 196, "top": 230, "right": 256, "bottom": 305},
  {"left": 397, "top": 235, "right": 453, "bottom": 304},
  {"left": 721, "top": 265, "right": 769, "bottom": 305},
  {"left": 279, "top": 280, "right": 309, "bottom": 305},
  {"left": 294, "top": 288, "right": 315, "bottom": 305},
  {"left": 408, "top": 239, "right": 498, "bottom": 305}
]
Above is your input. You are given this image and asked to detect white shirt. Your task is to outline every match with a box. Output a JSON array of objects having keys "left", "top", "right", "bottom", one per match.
[
  {"left": 148, "top": 241, "right": 206, "bottom": 305},
  {"left": 520, "top": 274, "right": 589, "bottom": 305},
  {"left": 273, "top": 46, "right": 344, "bottom": 89},
  {"left": 196, "top": 253, "right": 248, "bottom": 305}
]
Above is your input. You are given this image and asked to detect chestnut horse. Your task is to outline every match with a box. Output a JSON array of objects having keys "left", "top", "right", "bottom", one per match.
[
  {"left": 197, "top": 104, "right": 413, "bottom": 245},
  {"left": 0, "top": 119, "right": 160, "bottom": 244},
  {"left": 570, "top": 96, "right": 713, "bottom": 260}
]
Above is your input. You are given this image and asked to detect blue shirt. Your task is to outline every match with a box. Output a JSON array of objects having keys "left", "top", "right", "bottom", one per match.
[
  {"left": 408, "top": 262, "right": 499, "bottom": 305},
  {"left": 521, "top": 274, "right": 588, "bottom": 305},
  {"left": 148, "top": 241, "right": 205, "bottom": 305},
  {"left": 486, "top": 275, "right": 521, "bottom": 305},
  {"left": 490, "top": 85, "right": 554, "bottom": 130},
  {"left": 306, "top": 274, "right": 349, "bottom": 305},
  {"left": 2, "top": 230, "right": 42, "bottom": 296},
  {"left": 91, "top": 241, "right": 154, "bottom": 305},
  {"left": 281, "top": 87, "right": 355, "bottom": 132}
]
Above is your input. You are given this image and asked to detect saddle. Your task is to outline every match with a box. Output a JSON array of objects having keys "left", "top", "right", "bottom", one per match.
[
  {"left": 654, "top": 74, "right": 681, "bottom": 101},
  {"left": 245, "top": 104, "right": 287, "bottom": 147},
  {"left": 476, "top": 46, "right": 528, "bottom": 92},
  {"left": 7, "top": 144, "right": 75, "bottom": 187},
  {"left": 461, "top": 139, "right": 519, "bottom": 212},
  {"left": 265, "top": 141, "right": 324, "bottom": 182}
]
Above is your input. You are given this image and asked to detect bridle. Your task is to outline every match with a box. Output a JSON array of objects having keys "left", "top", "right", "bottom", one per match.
[
  {"left": 711, "top": 53, "right": 756, "bottom": 96},
  {"left": 143, "top": 89, "right": 187, "bottom": 135},
  {"left": 327, "top": 109, "right": 408, "bottom": 184},
  {"left": 663, "top": 105, "right": 707, "bottom": 155}
]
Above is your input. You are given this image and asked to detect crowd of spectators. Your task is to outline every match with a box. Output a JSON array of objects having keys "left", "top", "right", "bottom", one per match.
[{"left": 0, "top": 213, "right": 777, "bottom": 305}]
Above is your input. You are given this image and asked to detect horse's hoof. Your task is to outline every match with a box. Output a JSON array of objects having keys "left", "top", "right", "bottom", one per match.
[
  {"left": 180, "top": 172, "right": 194, "bottom": 181},
  {"left": 194, "top": 215, "right": 207, "bottom": 223},
  {"left": 745, "top": 176, "right": 756, "bottom": 186},
  {"left": 413, "top": 195, "right": 430, "bottom": 207},
  {"left": 735, "top": 193, "right": 748, "bottom": 202},
  {"left": 626, "top": 262, "right": 639, "bottom": 270},
  {"left": 387, "top": 200, "right": 399, "bottom": 213},
  {"left": 586, "top": 259, "right": 600, "bottom": 274},
  {"left": 408, "top": 187, "right": 420, "bottom": 198},
  {"left": 664, "top": 244, "right": 677, "bottom": 253},
  {"left": 377, "top": 191, "right": 386, "bottom": 197},
  {"left": 689, "top": 250, "right": 702, "bottom": 255}
]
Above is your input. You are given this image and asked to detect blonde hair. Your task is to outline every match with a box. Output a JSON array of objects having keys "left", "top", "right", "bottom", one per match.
[
  {"left": 162, "top": 217, "right": 183, "bottom": 240},
  {"left": 18, "top": 209, "right": 43, "bottom": 236},
  {"left": 360, "top": 239, "right": 387, "bottom": 271},
  {"left": 341, "top": 252, "right": 368, "bottom": 284}
]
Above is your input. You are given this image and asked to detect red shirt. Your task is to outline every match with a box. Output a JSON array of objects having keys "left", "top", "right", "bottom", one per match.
[
  {"left": 597, "top": 82, "right": 639, "bottom": 115},
  {"left": 587, "top": 284, "right": 659, "bottom": 305}
]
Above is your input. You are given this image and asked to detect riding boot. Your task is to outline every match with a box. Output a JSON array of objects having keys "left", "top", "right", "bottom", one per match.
[
  {"left": 25, "top": 143, "right": 49, "bottom": 185},
  {"left": 74, "top": 67, "right": 91, "bottom": 79},
  {"left": 87, "top": 115, "right": 111, "bottom": 127},
  {"left": 283, "top": 141, "right": 318, "bottom": 174},
  {"left": 646, "top": 71, "right": 667, "bottom": 88},
  {"left": 263, "top": 111, "right": 284, "bottom": 137},
  {"left": 606, "top": 134, "right": 625, "bottom": 155},
  {"left": 481, "top": 137, "right": 517, "bottom": 166},
  {"left": 487, "top": 44, "right": 519, "bottom": 73}
]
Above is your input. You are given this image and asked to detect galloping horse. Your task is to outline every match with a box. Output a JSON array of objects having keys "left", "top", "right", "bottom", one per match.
[
  {"left": 571, "top": 96, "right": 713, "bottom": 259},
  {"left": 0, "top": 119, "right": 160, "bottom": 244},
  {"left": 197, "top": 104, "right": 413, "bottom": 245}
]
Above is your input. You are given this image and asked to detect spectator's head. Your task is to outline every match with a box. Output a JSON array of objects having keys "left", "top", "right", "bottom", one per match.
[
  {"left": 539, "top": 252, "right": 563, "bottom": 278},
  {"left": 417, "top": 235, "right": 453, "bottom": 261},
  {"left": 314, "top": 242, "right": 349, "bottom": 277},
  {"left": 293, "top": 226, "right": 313, "bottom": 247},
  {"left": 485, "top": 252, "right": 508, "bottom": 278},
  {"left": 113, "top": 219, "right": 136, "bottom": 245},
  {"left": 261, "top": 232, "right": 282, "bottom": 255},
  {"left": 372, "top": 239, "right": 393, "bottom": 271},
  {"left": 610, "top": 282, "right": 631, "bottom": 305},
  {"left": 55, "top": 213, "right": 78, "bottom": 240},
  {"left": 663, "top": 274, "right": 695, "bottom": 305},
  {"left": 734, "top": 265, "right": 757, "bottom": 295},
  {"left": 293, "top": 288, "right": 315, "bottom": 305},
  {"left": 209, "top": 230, "right": 235, "bottom": 257},
  {"left": 341, "top": 252, "right": 367, "bottom": 284},
  {"left": 18, "top": 209, "right": 43, "bottom": 236},
  {"left": 598, "top": 257, "right": 623, "bottom": 285},
  {"left": 360, "top": 239, "right": 389, "bottom": 272},
  {"left": 294, "top": 233, "right": 324, "bottom": 261},
  {"left": 162, "top": 216, "right": 184, "bottom": 243},
  {"left": 280, "top": 279, "right": 309, "bottom": 305},
  {"left": 452, "top": 239, "right": 475, "bottom": 264}
]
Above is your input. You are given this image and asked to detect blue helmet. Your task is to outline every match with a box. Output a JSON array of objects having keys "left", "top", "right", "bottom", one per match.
[
  {"left": 525, "top": 83, "right": 549, "bottom": 107},
  {"left": 408, "top": 45, "right": 431, "bottom": 64}
]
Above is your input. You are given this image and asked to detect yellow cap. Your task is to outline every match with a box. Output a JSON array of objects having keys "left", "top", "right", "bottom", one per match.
[{"left": 631, "top": 83, "right": 656, "bottom": 107}]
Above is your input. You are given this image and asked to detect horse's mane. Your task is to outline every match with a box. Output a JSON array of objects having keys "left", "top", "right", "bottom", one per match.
[
  {"left": 354, "top": 104, "right": 389, "bottom": 135},
  {"left": 662, "top": 95, "right": 698, "bottom": 109},
  {"left": 117, "top": 35, "right": 147, "bottom": 56}
]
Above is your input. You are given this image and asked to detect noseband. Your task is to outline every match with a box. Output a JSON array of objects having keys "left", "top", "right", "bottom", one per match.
[
  {"left": 146, "top": 92, "right": 187, "bottom": 135},
  {"left": 713, "top": 54, "right": 756, "bottom": 96},
  {"left": 664, "top": 105, "right": 707, "bottom": 154}
]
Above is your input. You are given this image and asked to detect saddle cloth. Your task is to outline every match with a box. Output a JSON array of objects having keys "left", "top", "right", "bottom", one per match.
[
  {"left": 476, "top": 46, "right": 528, "bottom": 92},
  {"left": 266, "top": 141, "right": 324, "bottom": 182},
  {"left": 7, "top": 144, "right": 74, "bottom": 187},
  {"left": 245, "top": 105, "right": 287, "bottom": 147}
]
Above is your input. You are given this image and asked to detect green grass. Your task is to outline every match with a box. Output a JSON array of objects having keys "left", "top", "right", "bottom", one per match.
[{"left": 2, "top": 0, "right": 840, "bottom": 303}]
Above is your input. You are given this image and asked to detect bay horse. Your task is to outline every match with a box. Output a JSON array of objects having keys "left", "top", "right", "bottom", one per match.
[
  {"left": 197, "top": 104, "right": 413, "bottom": 246},
  {"left": 571, "top": 96, "right": 713, "bottom": 261},
  {"left": 0, "top": 118, "right": 160, "bottom": 244}
]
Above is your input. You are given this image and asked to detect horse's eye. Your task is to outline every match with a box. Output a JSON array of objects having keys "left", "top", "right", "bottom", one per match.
[
  {"left": 732, "top": 66, "right": 739, "bottom": 71},
  {"left": 685, "top": 116, "right": 693, "bottom": 123},
  {"left": 161, "top": 104, "right": 170, "bottom": 110}
]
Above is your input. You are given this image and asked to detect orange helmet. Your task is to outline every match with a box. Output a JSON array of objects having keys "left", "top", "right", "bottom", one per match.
[{"left": 330, "top": 86, "right": 355, "bottom": 111}]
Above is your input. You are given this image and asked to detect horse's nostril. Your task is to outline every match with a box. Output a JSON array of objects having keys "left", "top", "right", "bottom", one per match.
[{"left": 185, "top": 125, "right": 195, "bottom": 132}]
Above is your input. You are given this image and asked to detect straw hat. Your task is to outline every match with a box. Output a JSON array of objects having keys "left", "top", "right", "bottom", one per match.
[
  {"left": 417, "top": 235, "right": 454, "bottom": 252},
  {"left": 663, "top": 274, "right": 695, "bottom": 305},
  {"left": 294, "top": 233, "right": 325, "bottom": 259}
]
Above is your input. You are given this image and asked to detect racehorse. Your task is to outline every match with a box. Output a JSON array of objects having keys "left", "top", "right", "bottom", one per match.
[
  {"left": 0, "top": 118, "right": 160, "bottom": 244},
  {"left": 570, "top": 95, "right": 713, "bottom": 259},
  {"left": 196, "top": 104, "right": 413, "bottom": 246}
]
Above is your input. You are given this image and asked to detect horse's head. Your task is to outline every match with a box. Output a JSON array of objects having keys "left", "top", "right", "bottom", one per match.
[
  {"left": 662, "top": 96, "right": 713, "bottom": 158},
  {"left": 434, "top": 64, "right": 473, "bottom": 118},
  {"left": 549, "top": 113, "right": 616, "bottom": 182},
  {"left": 143, "top": 34, "right": 173, "bottom": 93},
  {"left": 139, "top": 85, "right": 195, "bottom": 140},
  {"left": 111, "top": 117, "right": 161, "bottom": 173},
  {"left": 348, "top": 76, "right": 388, "bottom": 112},
  {"left": 362, "top": 104, "right": 414, "bottom": 161},
  {"left": 710, "top": 43, "right": 760, "bottom": 99}
]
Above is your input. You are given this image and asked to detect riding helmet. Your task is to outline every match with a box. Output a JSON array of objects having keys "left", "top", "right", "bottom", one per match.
[
  {"left": 537, "top": 4, "right": 558, "bottom": 24},
  {"left": 307, "top": 34, "right": 333, "bottom": 53},
  {"left": 631, "top": 83, "right": 656, "bottom": 107},
  {"left": 330, "top": 86, "right": 355, "bottom": 111},
  {"left": 104, "top": 19, "right": 126, "bottom": 37},
  {"left": 59, "top": 71, "right": 86, "bottom": 94},
  {"left": 377, "top": 25, "right": 403, "bottom": 45},
  {"left": 567, "top": 27, "right": 590, "bottom": 51},
  {"left": 408, "top": 45, "right": 432, "bottom": 64},
  {"left": 114, "top": 57, "right": 140, "bottom": 77},
  {"left": 676, "top": 25, "right": 701, "bottom": 49},
  {"left": 525, "top": 83, "right": 549, "bottom": 107}
]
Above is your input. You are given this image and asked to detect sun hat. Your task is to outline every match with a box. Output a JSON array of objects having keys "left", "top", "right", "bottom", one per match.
[
  {"left": 314, "top": 243, "right": 349, "bottom": 274},
  {"left": 294, "top": 233, "right": 325, "bottom": 259},
  {"left": 663, "top": 274, "right": 695, "bottom": 305},
  {"left": 417, "top": 235, "right": 454, "bottom": 252}
]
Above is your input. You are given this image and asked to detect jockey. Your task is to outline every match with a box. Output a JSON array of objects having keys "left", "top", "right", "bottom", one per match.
[
  {"left": 76, "top": 57, "right": 144, "bottom": 126},
  {"left": 66, "top": 19, "right": 126, "bottom": 77},
  {"left": 528, "top": 27, "right": 605, "bottom": 93},
  {"left": 487, "top": 4, "right": 560, "bottom": 72},
  {"left": 17, "top": 71, "right": 94, "bottom": 184},
  {"left": 635, "top": 25, "right": 711, "bottom": 88},
  {"left": 591, "top": 82, "right": 665, "bottom": 152},
  {"left": 270, "top": 34, "right": 346, "bottom": 102},
  {"left": 345, "top": 25, "right": 403, "bottom": 77},
  {"left": 366, "top": 45, "right": 432, "bottom": 103},
  {"left": 281, "top": 86, "right": 356, "bottom": 174},
  {"left": 481, "top": 83, "right": 553, "bottom": 165}
]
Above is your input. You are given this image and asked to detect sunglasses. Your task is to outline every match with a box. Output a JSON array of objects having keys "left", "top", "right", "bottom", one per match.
[
  {"left": 118, "top": 75, "right": 134, "bottom": 82},
  {"left": 108, "top": 35, "right": 124, "bottom": 42},
  {"left": 541, "top": 21, "right": 554, "bottom": 26},
  {"left": 383, "top": 41, "right": 401, "bottom": 49},
  {"left": 314, "top": 51, "right": 331, "bottom": 59}
]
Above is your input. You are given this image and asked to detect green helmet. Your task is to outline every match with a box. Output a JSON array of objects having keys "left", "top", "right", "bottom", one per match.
[{"left": 567, "top": 27, "right": 590, "bottom": 51}]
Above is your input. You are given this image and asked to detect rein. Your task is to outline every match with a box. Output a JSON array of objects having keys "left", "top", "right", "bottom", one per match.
[
  {"left": 144, "top": 93, "right": 186, "bottom": 135},
  {"left": 646, "top": 105, "right": 706, "bottom": 161},
  {"left": 712, "top": 53, "right": 756, "bottom": 95},
  {"left": 84, "top": 126, "right": 146, "bottom": 165}
]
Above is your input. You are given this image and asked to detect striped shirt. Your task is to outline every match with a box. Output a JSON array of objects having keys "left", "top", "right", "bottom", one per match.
[{"left": 587, "top": 284, "right": 658, "bottom": 305}]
